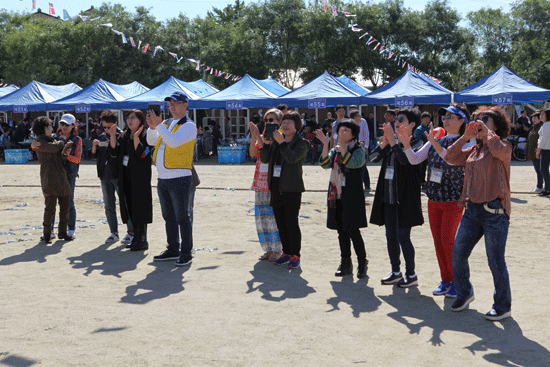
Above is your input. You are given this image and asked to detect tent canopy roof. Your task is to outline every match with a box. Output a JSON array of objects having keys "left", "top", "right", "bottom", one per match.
[{"left": 0, "top": 81, "right": 82, "bottom": 111}]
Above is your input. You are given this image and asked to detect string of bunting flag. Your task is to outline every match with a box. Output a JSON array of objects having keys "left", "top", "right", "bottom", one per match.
[{"left": 323, "top": 0, "right": 444, "bottom": 85}]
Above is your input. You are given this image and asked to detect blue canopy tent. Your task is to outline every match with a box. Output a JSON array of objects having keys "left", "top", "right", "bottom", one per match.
[
  {"left": 455, "top": 65, "right": 550, "bottom": 104},
  {"left": 48, "top": 79, "right": 148, "bottom": 111},
  {"left": 0, "top": 85, "right": 20, "bottom": 98},
  {"left": 183, "top": 79, "right": 219, "bottom": 97},
  {"left": 336, "top": 75, "right": 371, "bottom": 95},
  {"left": 361, "top": 70, "right": 453, "bottom": 106},
  {"left": 277, "top": 72, "right": 362, "bottom": 108},
  {"left": 0, "top": 81, "right": 82, "bottom": 112},
  {"left": 256, "top": 77, "right": 291, "bottom": 97}
]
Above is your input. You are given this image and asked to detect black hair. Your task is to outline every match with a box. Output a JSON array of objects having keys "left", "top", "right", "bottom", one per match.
[
  {"left": 277, "top": 104, "right": 288, "bottom": 112},
  {"left": 337, "top": 119, "right": 360, "bottom": 140},
  {"left": 397, "top": 108, "right": 421, "bottom": 129},
  {"left": 282, "top": 111, "right": 302, "bottom": 131},
  {"left": 100, "top": 109, "right": 118, "bottom": 124},
  {"left": 32, "top": 116, "right": 52, "bottom": 136}
]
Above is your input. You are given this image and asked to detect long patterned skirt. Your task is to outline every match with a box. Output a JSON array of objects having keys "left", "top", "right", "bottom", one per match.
[{"left": 255, "top": 191, "right": 282, "bottom": 252}]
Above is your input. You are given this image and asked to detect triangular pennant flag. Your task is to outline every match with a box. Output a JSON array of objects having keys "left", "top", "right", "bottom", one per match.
[
  {"left": 32, "top": 0, "right": 36, "bottom": 10},
  {"left": 153, "top": 46, "right": 163, "bottom": 56},
  {"left": 48, "top": 3, "right": 55, "bottom": 15},
  {"left": 112, "top": 29, "right": 122, "bottom": 36},
  {"left": 219, "top": 71, "right": 224, "bottom": 77},
  {"left": 324, "top": 0, "right": 327, "bottom": 12},
  {"left": 359, "top": 32, "right": 369, "bottom": 39},
  {"left": 373, "top": 42, "right": 380, "bottom": 50},
  {"left": 81, "top": 15, "right": 90, "bottom": 22},
  {"left": 143, "top": 44, "right": 149, "bottom": 53},
  {"left": 206, "top": 66, "right": 210, "bottom": 71},
  {"left": 176, "top": 57, "right": 184, "bottom": 63},
  {"left": 352, "top": 26, "right": 362, "bottom": 32},
  {"left": 388, "top": 52, "right": 394, "bottom": 59},
  {"left": 63, "top": 10, "right": 69, "bottom": 20},
  {"left": 90, "top": 17, "right": 101, "bottom": 21},
  {"left": 130, "top": 37, "right": 136, "bottom": 47},
  {"left": 138, "top": 41, "right": 142, "bottom": 49},
  {"left": 210, "top": 68, "right": 214, "bottom": 75},
  {"left": 100, "top": 23, "right": 112, "bottom": 27},
  {"left": 367, "top": 38, "right": 376, "bottom": 46},
  {"left": 196, "top": 62, "right": 200, "bottom": 71},
  {"left": 169, "top": 52, "right": 177, "bottom": 58},
  {"left": 379, "top": 45, "right": 385, "bottom": 53},
  {"left": 121, "top": 34, "right": 127, "bottom": 44},
  {"left": 332, "top": 5, "right": 337, "bottom": 16}
]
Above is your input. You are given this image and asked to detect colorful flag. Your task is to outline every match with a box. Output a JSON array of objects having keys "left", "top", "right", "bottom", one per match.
[
  {"left": 332, "top": 5, "right": 337, "bottom": 16},
  {"left": 153, "top": 46, "right": 164, "bottom": 56},
  {"left": 90, "top": 17, "right": 101, "bottom": 21},
  {"left": 388, "top": 52, "right": 394, "bottom": 59},
  {"left": 143, "top": 44, "right": 149, "bottom": 53},
  {"left": 169, "top": 52, "right": 177, "bottom": 58},
  {"left": 63, "top": 10, "right": 69, "bottom": 20},
  {"left": 373, "top": 43, "right": 380, "bottom": 50},
  {"left": 324, "top": 0, "right": 327, "bottom": 12},
  {"left": 130, "top": 37, "right": 136, "bottom": 47},
  {"left": 121, "top": 34, "right": 127, "bottom": 44},
  {"left": 138, "top": 41, "right": 142, "bottom": 49},
  {"left": 206, "top": 66, "right": 210, "bottom": 71},
  {"left": 196, "top": 62, "right": 200, "bottom": 71},
  {"left": 100, "top": 22, "right": 112, "bottom": 27},
  {"left": 210, "top": 68, "right": 213, "bottom": 75},
  {"left": 379, "top": 45, "right": 385, "bottom": 53},
  {"left": 32, "top": 0, "right": 37, "bottom": 10},
  {"left": 49, "top": 3, "right": 55, "bottom": 15},
  {"left": 359, "top": 32, "right": 369, "bottom": 39}
]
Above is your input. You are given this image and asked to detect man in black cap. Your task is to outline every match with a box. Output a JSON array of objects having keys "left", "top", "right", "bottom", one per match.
[{"left": 146, "top": 91, "right": 197, "bottom": 266}]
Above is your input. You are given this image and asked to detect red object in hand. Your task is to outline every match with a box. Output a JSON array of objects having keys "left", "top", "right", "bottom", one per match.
[{"left": 433, "top": 127, "right": 445, "bottom": 139}]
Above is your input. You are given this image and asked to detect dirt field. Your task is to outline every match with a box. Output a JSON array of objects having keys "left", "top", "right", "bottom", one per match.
[{"left": 1, "top": 158, "right": 549, "bottom": 366}]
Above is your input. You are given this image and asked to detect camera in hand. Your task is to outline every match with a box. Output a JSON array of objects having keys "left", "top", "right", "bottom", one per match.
[
  {"left": 264, "top": 123, "right": 278, "bottom": 141},
  {"left": 149, "top": 104, "right": 161, "bottom": 117}
]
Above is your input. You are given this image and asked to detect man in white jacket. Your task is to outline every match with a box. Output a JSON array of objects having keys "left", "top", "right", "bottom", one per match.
[{"left": 146, "top": 92, "right": 197, "bottom": 266}]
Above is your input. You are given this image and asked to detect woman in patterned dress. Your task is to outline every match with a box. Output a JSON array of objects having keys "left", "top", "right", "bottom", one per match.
[{"left": 248, "top": 108, "right": 282, "bottom": 261}]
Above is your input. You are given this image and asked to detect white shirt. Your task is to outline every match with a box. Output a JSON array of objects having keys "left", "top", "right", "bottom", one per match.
[
  {"left": 358, "top": 118, "right": 370, "bottom": 145},
  {"left": 146, "top": 116, "right": 196, "bottom": 179},
  {"left": 538, "top": 121, "right": 550, "bottom": 150}
]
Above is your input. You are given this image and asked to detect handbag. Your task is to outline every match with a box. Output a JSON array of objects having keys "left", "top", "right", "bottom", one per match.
[{"left": 191, "top": 166, "right": 201, "bottom": 188}]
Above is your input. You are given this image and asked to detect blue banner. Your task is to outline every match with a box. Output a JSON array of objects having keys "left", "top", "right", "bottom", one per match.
[
  {"left": 75, "top": 104, "right": 91, "bottom": 113},
  {"left": 492, "top": 94, "right": 513, "bottom": 105},
  {"left": 395, "top": 96, "right": 414, "bottom": 108},
  {"left": 226, "top": 100, "right": 243, "bottom": 110},
  {"left": 308, "top": 99, "right": 327, "bottom": 109},
  {"left": 13, "top": 105, "right": 28, "bottom": 113}
]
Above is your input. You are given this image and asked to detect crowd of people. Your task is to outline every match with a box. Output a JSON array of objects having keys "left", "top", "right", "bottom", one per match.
[{"left": 19, "top": 95, "right": 550, "bottom": 322}]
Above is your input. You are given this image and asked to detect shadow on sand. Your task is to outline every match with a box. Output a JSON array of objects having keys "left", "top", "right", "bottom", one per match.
[
  {"left": 326, "top": 275, "right": 382, "bottom": 318},
  {"left": 0, "top": 240, "right": 66, "bottom": 266},
  {"left": 246, "top": 261, "right": 316, "bottom": 301},
  {"left": 380, "top": 286, "right": 550, "bottom": 366}
]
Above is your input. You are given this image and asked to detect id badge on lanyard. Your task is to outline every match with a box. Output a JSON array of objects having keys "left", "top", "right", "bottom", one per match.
[
  {"left": 123, "top": 155, "right": 129, "bottom": 166},
  {"left": 273, "top": 165, "right": 282, "bottom": 177},
  {"left": 385, "top": 167, "right": 394, "bottom": 180},
  {"left": 430, "top": 168, "right": 443, "bottom": 184}
]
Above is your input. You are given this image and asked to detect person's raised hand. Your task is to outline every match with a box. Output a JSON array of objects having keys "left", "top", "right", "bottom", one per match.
[
  {"left": 146, "top": 110, "right": 162, "bottom": 129},
  {"left": 273, "top": 129, "right": 284, "bottom": 144},
  {"left": 314, "top": 129, "right": 330, "bottom": 146},
  {"left": 396, "top": 125, "right": 411, "bottom": 149},
  {"left": 134, "top": 125, "right": 144, "bottom": 141}
]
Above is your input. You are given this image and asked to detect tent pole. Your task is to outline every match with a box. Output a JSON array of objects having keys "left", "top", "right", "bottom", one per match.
[
  {"left": 193, "top": 109, "right": 197, "bottom": 123},
  {"left": 374, "top": 105, "right": 377, "bottom": 140},
  {"left": 86, "top": 112, "right": 89, "bottom": 139}
]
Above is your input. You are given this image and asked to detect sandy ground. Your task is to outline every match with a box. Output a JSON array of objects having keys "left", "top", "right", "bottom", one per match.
[{"left": 1, "top": 157, "right": 549, "bottom": 367}]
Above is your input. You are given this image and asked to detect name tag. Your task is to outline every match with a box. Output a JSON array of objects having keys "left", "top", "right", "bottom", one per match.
[
  {"left": 259, "top": 163, "right": 268, "bottom": 173},
  {"left": 273, "top": 165, "right": 282, "bottom": 177},
  {"left": 342, "top": 177, "right": 346, "bottom": 186},
  {"left": 123, "top": 155, "right": 129, "bottom": 166},
  {"left": 98, "top": 141, "right": 109, "bottom": 147},
  {"left": 429, "top": 168, "right": 443, "bottom": 184},
  {"left": 385, "top": 167, "right": 394, "bottom": 180}
]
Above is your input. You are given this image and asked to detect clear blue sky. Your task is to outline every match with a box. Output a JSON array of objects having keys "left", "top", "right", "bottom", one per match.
[{"left": 5, "top": 0, "right": 512, "bottom": 22}]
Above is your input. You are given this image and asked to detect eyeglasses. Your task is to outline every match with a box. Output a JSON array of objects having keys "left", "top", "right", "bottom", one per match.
[
  {"left": 481, "top": 115, "right": 489, "bottom": 123},
  {"left": 395, "top": 116, "right": 405, "bottom": 122},
  {"left": 264, "top": 118, "right": 275, "bottom": 122},
  {"left": 442, "top": 114, "right": 454, "bottom": 120},
  {"left": 168, "top": 101, "right": 185, "bottom": 106}
]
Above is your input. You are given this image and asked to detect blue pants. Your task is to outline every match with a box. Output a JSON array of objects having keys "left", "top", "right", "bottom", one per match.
[
  {"left": 67, "top": 174, "right": 77, "bottom": 231},
  {"left": 101, "top": 179, "right": 133, "bottom": 235},
  {"left": 157, "top": 176, "right": 193, "bottom": 257},
  {"left": 539, "top": 150, "right": 550, "bottom": 191},
  {"left": 383, "top": 203, "right": 415, "bottom": 276},
  {"left": 533, "top": 158, "right": 543, "bottom": 189},
  {"left": 452, "top": 200, "right": 511, "bottom": 312}
]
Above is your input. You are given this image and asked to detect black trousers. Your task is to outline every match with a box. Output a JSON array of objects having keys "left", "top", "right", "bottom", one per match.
[
  {"left": 43, "top": 195, "right": 70, "bottom": 236},
  {"left": 272, "top": 196, "right": 302, "bottom": 257},
  {"left": 335, "top": 200, "right": 366, "bottom": 261}
]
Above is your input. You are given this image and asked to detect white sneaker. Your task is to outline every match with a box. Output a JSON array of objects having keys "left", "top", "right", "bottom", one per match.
[
  {"left": 68, "top": 230, "right": 76, "bottom": 238},
  {"left": 121, "top": 233, "right": 134, "bottom": 245},
  {"left": 105, "top": 233, "right": 120, "bottom": 244},
  {"left": 532, "top": 187, "right": 544, "bottom": 193}
]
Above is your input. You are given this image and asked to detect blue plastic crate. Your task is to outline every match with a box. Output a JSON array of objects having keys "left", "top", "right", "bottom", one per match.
[
  {"left": 217, "top": 146, "right": 246, "bottom": 164},
  {"left": 5, "top": 149, "right": 29, "bottom": 164}
]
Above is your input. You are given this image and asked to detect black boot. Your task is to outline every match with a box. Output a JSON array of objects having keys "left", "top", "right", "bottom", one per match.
[
  {"left": 335, "top": 258, "right": 353, "bottom": 277},
  {"left": 357, "top": 259, "right": 368, "bottom": 279},
  {"left": 131, "top": 224, "right": 148, "bottom": 252}
]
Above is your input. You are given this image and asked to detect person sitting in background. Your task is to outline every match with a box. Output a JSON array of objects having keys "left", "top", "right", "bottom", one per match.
[{"left": 91, "top": 109, "right": 134, "bottom": 246}]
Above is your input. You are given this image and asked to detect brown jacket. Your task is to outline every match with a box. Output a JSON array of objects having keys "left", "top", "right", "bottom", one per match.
[
  {"left": 35, "top": 136, "right": 71, "bottom": 197},
  {"left": 527, "top": 123, "right": 543, "bottom": 161}
]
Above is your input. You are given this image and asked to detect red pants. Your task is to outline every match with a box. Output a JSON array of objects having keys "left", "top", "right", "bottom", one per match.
[{"left": 427, "top": 200, "right": 464, "bottom": 282}]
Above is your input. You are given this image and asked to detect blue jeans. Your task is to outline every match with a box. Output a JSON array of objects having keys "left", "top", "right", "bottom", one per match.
[
  {"left": 539, "top": 150, "right": 550, "bottom": 191},
  {"left": 101, "top": 179, "right": 133, "bottom": 235},
  {"left": 67, "top": 174, "right": 77, "bottom": 231},
  {"left": 452, "top": 200, "right": 511, "bottom": 312},
  {"left": 533, "top": 158, "right": 543, "bottom": 189},
  {"left": 383, "top": 203, "right": 415, "bottom": 276},
  {"left": 189, "top": 185, "right": 196, "bottom": 223},
  {"left": 157, "top": 176, "right": 193, "bottom": 257}
]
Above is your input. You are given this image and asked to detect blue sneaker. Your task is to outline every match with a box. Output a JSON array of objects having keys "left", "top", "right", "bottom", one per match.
[
  {"left": 274, "top": 253, "right": 291, "bottom": 266},
  {"left": 445, "top": 282, "right": 457, "bottom": 298},
  {"left": 288, "top": 255, "right": 300, "bottom": 269},
  {"left": 433, "top": 281, "right": 451, "bottom": 295}
]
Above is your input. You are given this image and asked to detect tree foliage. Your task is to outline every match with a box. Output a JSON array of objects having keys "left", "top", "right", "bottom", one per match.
[{"left": 0, "top": 0, "right": 549, "bottom": 91}]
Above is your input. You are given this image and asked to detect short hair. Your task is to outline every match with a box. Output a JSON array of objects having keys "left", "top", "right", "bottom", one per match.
[
  {"left": 264, "top": 108, "right": 283, "bottom": 123},
  {"left": 532, "top": 110, "right": 541, "bottom": 119},
  {"left": 385, "top": 109, "right": 396, "bottom": 117},
  {"left": 125, "top": 109, "right": 147, "bottom": 132},
  {"left": 541, "top": 109, "right": 550, "bottom": 122},
  {"left": 349, "top": 109, "right": 361, "bottom": 119},
  {"left": 421, "top": 111, "right": 432, "bottom": 119},
  {"left": 277, "top": 104, "right": 288, "bottom": 112},
  {"left": 337, "top": 119, "right": 360, "bottom": 140},
  {"left": 32, "top": 116, "right": 52, "bottom": 136},
  {"left": 474, "top": 106, "right": 511, "bottom": 140},
  {"left": 335, "top": 105, "right": 346, "bottom": 112},
  {"left": 397, "top": 108, "right": 421, "bottom": 129},
  {"left": 282, "top": 111, "right": 302, "bottom": 131},
  {"left": 101, "top": 109, "right": 118, "bottom": 124}
]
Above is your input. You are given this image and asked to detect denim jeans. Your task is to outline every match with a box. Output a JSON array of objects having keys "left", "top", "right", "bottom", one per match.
[
  {"left": 67, "top": 174, "right": 77, "bottom": 231},
  {"left": 539, "top": 150, "right": 550, "bottom": 191},
  {"left": 157, "top": 176, "right": 193, "bottom": 257},
  {"left": 533, "top": 158, "right": 543, "bottom": 189},
  {"left": 101, "top": 179, "right": 133, "bottom": 235},
  {"left": 188, "top": 185, "right": 196, "bottom": 223},
  {"left": 452, "top": 200, "right": 511, "bottom": 312},
  {"left": 383, "top": 203, "right": 415, "bottom": 276}
]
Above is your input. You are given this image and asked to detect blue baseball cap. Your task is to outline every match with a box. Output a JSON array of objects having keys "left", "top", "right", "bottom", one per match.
[
  {"left": 438, "top": 106, "right": 469, "bottom": 124},
  {"left": 165, "top": 91, "right": 188, "bottom": 103}
]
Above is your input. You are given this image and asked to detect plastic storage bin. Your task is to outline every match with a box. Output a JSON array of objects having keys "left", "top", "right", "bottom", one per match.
[
  {"left": 5, "top": 149, "right": 29, "bottom": 164},
  {"left": 217, "top": 146, "right": 246, "bottom": 164}
]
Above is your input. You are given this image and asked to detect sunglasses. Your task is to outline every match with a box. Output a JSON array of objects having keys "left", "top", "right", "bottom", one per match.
[
  {"left": 395, "top": 116, "right": 405, "bottom": 122},
  {"left": 264, "top": 118, "right": 276, "bottom": 122},
  {"left": 479, "top": 115, "right": 489, "bottom": 123},
  {"left": 442, "top": 114, "right": 454, "bottom": 120}
]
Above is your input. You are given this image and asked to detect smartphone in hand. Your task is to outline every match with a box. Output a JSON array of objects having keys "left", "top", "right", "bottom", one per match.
[
  {"left": 149, "top": 104, "right": 161, "bottom": 117},
  {"left": 264, "top": 123, "right": 278, "bottom": 141}
]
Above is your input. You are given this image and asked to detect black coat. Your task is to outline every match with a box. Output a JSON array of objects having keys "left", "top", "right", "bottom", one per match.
[
  {"left": 109, "top": 130, "right": 153, "bottom": 225},
  {"left": 326, "top": 145, "right": 368, "bottom": 232},
  {"left": 369, "top": 142, "right": 424, "bottom": 228}
]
